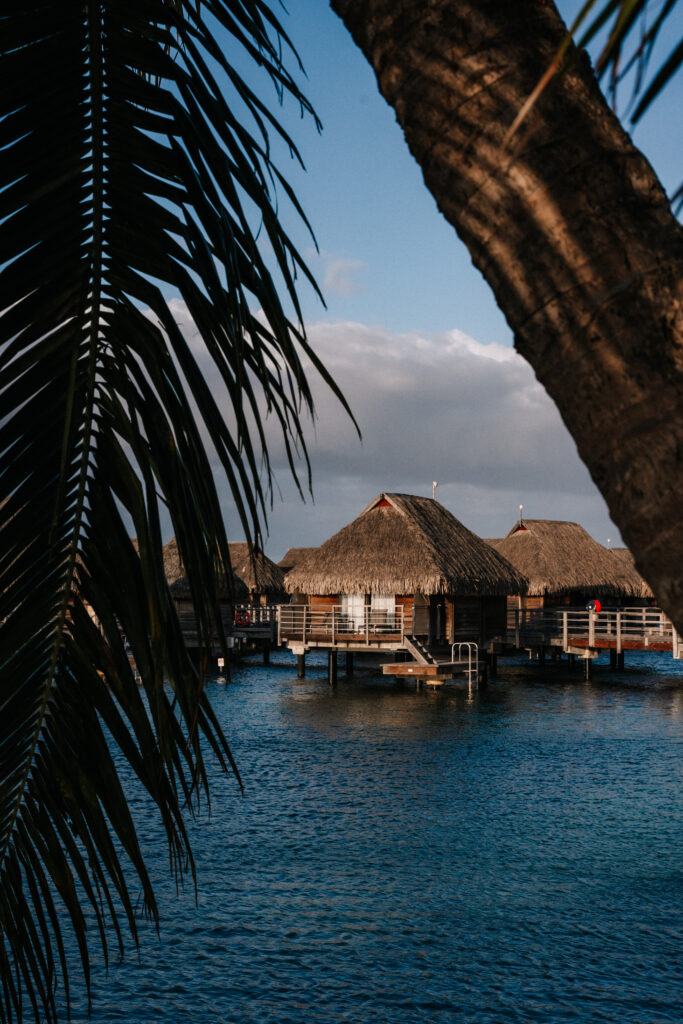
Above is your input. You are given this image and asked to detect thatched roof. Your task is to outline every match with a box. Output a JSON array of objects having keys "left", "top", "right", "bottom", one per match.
[
  {"left": 278, "top": 546, "right": 317, "bottom": 572},
  {"left": 162, "top": 538, "right": 248, "bottom": 598},
  {"left": 609, "top": 547, "right": 655, "bottom": 599},
  {"left": 284, "top": 492, "right": 527, "bottom": 596},
  {"left": 228, "top": 542, "right": 285, "bottom": 595},
  {"left": 489, "top": 520, "right": 642, "bottom": 598}
]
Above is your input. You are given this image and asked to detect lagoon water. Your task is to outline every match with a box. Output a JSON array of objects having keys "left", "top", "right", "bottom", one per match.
[{"left": 65, "top": 652, "right": 683, "bottom": 1023}]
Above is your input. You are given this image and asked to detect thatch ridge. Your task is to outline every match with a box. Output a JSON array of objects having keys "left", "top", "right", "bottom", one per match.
[
  {"left": 285, "top": 492, "right": 527, "bottom": 596},
  {"left": 278, "top": 546, "right": 316, "bottom": 571},
  {"left": 490, "top": 520, "right": 642, "bottom": 598}
]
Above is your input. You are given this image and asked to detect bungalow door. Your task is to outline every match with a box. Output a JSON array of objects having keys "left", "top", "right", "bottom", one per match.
[
  {"left": 340, "top": 592, "right": 365, "bottom": 632},
  {"left": 370, "top": 594, "right": 396, "bottom": 631}
]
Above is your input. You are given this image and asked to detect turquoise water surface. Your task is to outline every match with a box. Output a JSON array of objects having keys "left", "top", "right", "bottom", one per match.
[{"left": 63, "top": 652, "right": 683, "bottom": 1022}]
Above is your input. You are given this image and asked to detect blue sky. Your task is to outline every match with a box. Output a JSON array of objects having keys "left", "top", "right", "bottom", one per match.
[
  {"left": 268, "top": 0, "right": 682, "bottom": 335},
  {"left": 182, "top": 1, "right": 683, "bottom": 560}
]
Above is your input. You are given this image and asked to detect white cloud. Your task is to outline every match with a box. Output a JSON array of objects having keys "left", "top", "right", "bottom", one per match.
[
  {"left": 322, "top": 258, "right": 368, "bottom": 296},
  {"left": 154, "top": 304, "right": 621, "bottom": 556}
]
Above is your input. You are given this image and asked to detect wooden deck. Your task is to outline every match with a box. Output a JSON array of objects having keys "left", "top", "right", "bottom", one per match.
[{"left": 278, "top": 603, "right": 413, "bottom": 652}]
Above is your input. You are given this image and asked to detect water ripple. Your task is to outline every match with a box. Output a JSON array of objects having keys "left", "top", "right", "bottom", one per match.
[{"left": 62, "top": 653, "right": 683, "bottom": 1022}]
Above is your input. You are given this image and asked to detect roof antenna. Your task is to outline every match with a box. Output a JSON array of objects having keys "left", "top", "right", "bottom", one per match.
[
  {"left": 432, "top": 481, "right": 438, "bottom": 500},
  {"left": 607, "top": 537, "right": 611, "bottom": 549},
  {"left": 519, "top": 504, "right": 523, "bottom": 526}
]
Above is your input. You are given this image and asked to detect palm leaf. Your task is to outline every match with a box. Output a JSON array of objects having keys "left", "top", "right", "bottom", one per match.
[{"left": 0, "top": 2, "right": 352, "bottom": 1020}]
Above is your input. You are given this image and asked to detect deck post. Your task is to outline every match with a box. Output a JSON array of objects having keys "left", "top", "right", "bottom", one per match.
[
  {"left": 302, "top": 604, "right": 307, "bottom": 643},
  {"left": 263, "top": 643, "right": 270, "bottom": 665},
  {"left": 345, "top": 652, "right": 354, "bottom": 677},
  {"left": 616, "top": 612, "right": 622, "bottom": 654},
  {"left": 328, "top": 649, "right": 337, "bottom": 688},
  {"left": 617, "top": 651, "right": 625, "bottom": 672},
  {"left": 297, "top": 653, "right": 306, "bottom": 678},
  {"left": 539, "top": 646, "right": 545, "bottom": 668},
  {"left": 673, "top": 626, "right": 682, "bottom": 659},
  {"left": 489, "top": 652, "right": 498, "bottom": 677},
  {"left": 584, "top": 656, "right": 592, "bottom": 680},
  {"left": 588, "top": 611, "right": 595, "bottom": 648},
  {"left": 562, "top": 612, "right": 568, "bottom": 652},
  {"left": 609, "top": 648, "right": 617, "bottom": 669},
  {"left": 515, "top": 608, "right": 520, "bottom": 649}
]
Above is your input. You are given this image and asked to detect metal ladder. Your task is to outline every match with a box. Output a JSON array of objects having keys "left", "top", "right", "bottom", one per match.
[{"left": 451, "top": 642, "right": 479, "bottom": 686}]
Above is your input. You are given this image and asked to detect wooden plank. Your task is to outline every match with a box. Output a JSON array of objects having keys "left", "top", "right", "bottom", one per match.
[{"left": 382, "top": 662, "right": 457, "bottom": 678}]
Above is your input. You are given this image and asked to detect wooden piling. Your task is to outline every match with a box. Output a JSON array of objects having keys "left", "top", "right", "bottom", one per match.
[
  {"left": 328, "top": 649, "right": 337, "bottom": 687},
  {"left": 297, "top": 653, "right": 306, "bottom": 678},
  {"left": 345, "top": 652, "right": 354, "bottom": 677}
]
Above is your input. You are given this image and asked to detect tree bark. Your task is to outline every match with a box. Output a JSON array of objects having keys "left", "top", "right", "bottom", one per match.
[{"left": 330, "top": 0, "right": 683, "bottom": 630}]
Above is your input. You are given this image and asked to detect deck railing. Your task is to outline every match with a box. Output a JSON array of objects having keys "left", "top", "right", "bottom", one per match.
[
  {"left": 277, "top": 603, "right": 413, "bottom": 646},
  {"left": 506, "top": 606, "right": 679, "bottom": 654},
  {"left": 234, "top": 603, "right": 278, "bottom": 627}
]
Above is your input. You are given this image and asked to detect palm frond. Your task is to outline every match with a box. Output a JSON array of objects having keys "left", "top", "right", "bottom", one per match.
[
  {"left": 0, "top": 2, "right": 350, "bottom": 1020},
  {"left": 506, "top": 0, "right": 682, "bottom": 190},
  {"left": 570, "top": 0, "right": 682, "bottom": 121}
]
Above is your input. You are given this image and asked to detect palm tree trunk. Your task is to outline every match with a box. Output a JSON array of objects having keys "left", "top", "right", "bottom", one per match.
[{"left": 330, "top": 0, "right": 683, "bottom": 629}]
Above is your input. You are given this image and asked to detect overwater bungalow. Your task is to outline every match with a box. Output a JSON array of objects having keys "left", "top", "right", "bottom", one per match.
[
  {"left": 161, "top": 537, "right": 247, "bottom": 649},
  {"left": 488, "top": 519, "right": 642, "bottom": 610},
  {"left": 281, "top": 492, "right": 526, "bottom": 657}
]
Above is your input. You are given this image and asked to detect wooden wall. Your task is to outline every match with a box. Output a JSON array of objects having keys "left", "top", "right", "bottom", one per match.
[
  {"left": 308, "top": 594, "right": 338, "bottom": 609},
  {"left": 447, "top": 595, "right": 508, "bottom": 644}
]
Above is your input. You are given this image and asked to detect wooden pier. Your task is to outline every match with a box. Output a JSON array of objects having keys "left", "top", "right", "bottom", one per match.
[{"left": 498, "top": 606, "right": 682, "bottom": 664}]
